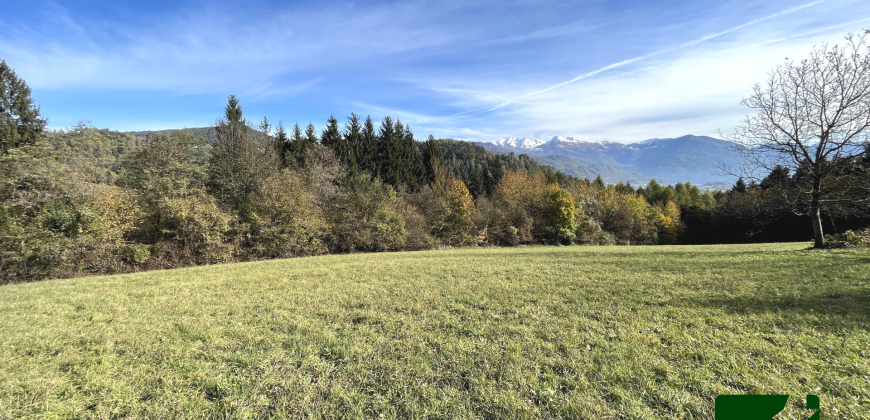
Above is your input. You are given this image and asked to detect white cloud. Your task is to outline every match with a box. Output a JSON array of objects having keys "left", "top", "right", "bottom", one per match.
[
  {"left": 4, "top": 0, "right": 870, "bottom": 139},
  {"left": 481, "top": 0, "right": 829, "bottom": 113},
  {"left": 427, "top": 5, "right": 870, "bottom": 142},
  {"left": 0, "top": 1, "right": 468, "bottom": 94}
]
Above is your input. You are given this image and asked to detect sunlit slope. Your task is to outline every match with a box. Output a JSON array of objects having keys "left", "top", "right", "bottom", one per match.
[{"left": 1, "top": 244, "right": 868, "bottom": 419}]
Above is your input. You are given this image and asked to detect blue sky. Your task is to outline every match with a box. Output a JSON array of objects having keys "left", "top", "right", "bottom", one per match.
[{"left": 2, "top": 0, "right": 869, "bottom": 143}]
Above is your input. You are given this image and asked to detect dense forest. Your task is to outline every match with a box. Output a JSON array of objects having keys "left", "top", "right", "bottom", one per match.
[{"left": 2, "top": 55, "right": 869, "bottom": 282}]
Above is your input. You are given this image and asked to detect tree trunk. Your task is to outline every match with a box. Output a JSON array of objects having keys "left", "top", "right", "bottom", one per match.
[
  {"left": 810, "top": 201, "right": 824, "bottom": 249},
  {"left": 810, "top": 175, "right": 824, "bottom": 248}
]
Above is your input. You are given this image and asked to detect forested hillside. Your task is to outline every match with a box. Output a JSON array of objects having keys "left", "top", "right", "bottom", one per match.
[
  {"left": 0, "top": 93, "right": 668, "bottom": 283},
  {"left": 3, "top": 53, "right": 870, "bottom": 284},
  {"left": 4, "top": 90, "right": 869, "bottom": 283},
  {"left": 528, "top": 154, "right": 650, "bottom": 185}
]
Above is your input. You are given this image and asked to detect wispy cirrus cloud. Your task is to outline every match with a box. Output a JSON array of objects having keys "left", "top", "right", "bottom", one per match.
[
  {"left": 475, "top": 0, "right": 829, "bottom": 114},
  {"left": 1, "top": 0, "right": 868, "bottom": 139}
]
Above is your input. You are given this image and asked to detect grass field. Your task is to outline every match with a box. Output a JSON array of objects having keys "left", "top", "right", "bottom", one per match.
[{"left": 1, "top": 243, "right": 868, "bottom": 419}]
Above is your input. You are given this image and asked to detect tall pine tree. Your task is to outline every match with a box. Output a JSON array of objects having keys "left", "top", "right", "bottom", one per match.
[
  {"left": 275, "top": 121, "right": 289, "bottom": 167},
  {"left": 0, "top": 60, "right": 47, "bottom": 153},
  {"left": 358, "top": 115, "right": 379, "bottom": 176},
  {"left": 342, "top": 113, "right": 363, "bottom": 174},
  {"left": 305, "top": 123, "right": 318, "bottom": 144},
  {"left": 467, "top": 163, "right": 485, "bottom": 198},
  {"left": 402, "top": 125, "right": 424, "bottom": 192},
  {"left": 377, "top": 116, "right": 398, "bottom": 185},
  {"left": 289, "top": 122, "right": 317, "bottom": 168},
  {"left": 207, "top": 95, "right": 278, "bottom": 215},
  {"left": 287, "top": 123, "right": 305, "bottom": 167},
  {"left": 422, "top": 134, "right": 444, "bottom": 185},
  {"left": 320, "top": 115, "right": 342, "bottom": 157},
  {"left": 486, "top": 157, "right": 506, "bottom": 196}
]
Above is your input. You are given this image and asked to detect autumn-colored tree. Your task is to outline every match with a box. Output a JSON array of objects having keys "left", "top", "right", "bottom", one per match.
[
  {"left": 580, "top": 183, "right": 657, "bottom": 245},
  {"left": 410, "top": 163, "right": 479, "bottom": 245},
  {"left": 487, "top": 171, "right": 546, "bottom": 245},
  {"left": 656, "top": 201, "right": 681, "bottom": 245},
  {"left": 542, "top": 184, "right": 578, "bottom": 244}
]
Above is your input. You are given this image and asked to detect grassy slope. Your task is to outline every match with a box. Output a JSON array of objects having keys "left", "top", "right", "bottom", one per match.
[{"left": 1, "top": 244, "right": 868, "bottom": 419}]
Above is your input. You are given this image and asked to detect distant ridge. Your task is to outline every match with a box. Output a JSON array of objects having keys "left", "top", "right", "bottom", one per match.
[
  {"left": 529, "top": 155, "right": 653, "bottom": 185},
  {"left": 478, "top": 134, "right": 744, "bottom": 185}
]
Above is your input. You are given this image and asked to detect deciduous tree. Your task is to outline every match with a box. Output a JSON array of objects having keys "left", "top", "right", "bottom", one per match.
[{"left": 725, "top": 32, "right": 870, "bottom": 248}]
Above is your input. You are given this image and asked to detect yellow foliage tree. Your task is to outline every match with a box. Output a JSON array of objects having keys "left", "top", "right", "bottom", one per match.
[
  {"left": 573, "top": 182, "right": 657, "bottom": 245},
  {"left": 89, "top": 184, "right": 142, "bottom": 244},
  {"left": 542, "top": 184, "right": 577, "bottom": 244},
  {"left": 656, "top": 201, "right": 682, "bottom": 245},
  {"left": 431, "top": 164, "right": 479, "bottom": 245}
]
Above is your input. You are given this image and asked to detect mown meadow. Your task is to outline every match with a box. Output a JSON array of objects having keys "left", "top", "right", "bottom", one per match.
[{"left": 1, "top": 243, "right": 868, "bottom": 419}]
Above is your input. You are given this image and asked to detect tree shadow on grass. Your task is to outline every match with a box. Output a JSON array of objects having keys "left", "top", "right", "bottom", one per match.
[{"left": 689, "top": 290, "right": 870, "bottom": 330}]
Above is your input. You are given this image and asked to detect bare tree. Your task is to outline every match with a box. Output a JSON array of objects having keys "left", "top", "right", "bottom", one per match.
[{"left": 725, "top": 31, "right": 870, "bottom": 248}]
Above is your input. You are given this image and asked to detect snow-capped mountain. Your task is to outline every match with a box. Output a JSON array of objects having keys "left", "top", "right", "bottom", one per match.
[
  {"left": 493, "top": 135, "right": 620, "bottom": 149},
  {"left": 548, "top": 135, "right": 619, "bottom": 146},
  {"left": 479, "top": 135, "right": 745, "bottom": 185},
  {"left": 491, "top": 137, "right": 548, "bottom": 150}
]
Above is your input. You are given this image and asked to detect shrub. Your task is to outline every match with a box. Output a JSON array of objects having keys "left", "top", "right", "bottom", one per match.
[
  {"left": 396, "top": 192, "right": 432, "bottom": 250},
  {"left": 246, "top": 170, "right": 327, "bottom": 258},
  {"left": 328, "top": 174, "right": 406, "bottom": 253},
  {"left": 121, "top": 243, "right": 154, "bottom": 266},
  {"left": 824, "top": 229, "right": 870, "bottom": 247},
  {"left": 156, "top": 193, "right": 234, "bottom": 265}
]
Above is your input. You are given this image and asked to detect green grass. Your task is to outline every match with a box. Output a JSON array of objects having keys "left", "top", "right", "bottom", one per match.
[{"left": 1, "top": 243, "right": 868, "bottom": 419}]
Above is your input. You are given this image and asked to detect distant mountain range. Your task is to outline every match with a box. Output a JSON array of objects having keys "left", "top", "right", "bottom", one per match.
[{"left": 478, "top": 135, "right": 744, "bottom": 187}]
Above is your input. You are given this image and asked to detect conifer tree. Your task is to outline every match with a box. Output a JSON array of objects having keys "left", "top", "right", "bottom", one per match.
[
  {"left": 258, "top": 116, "right": 271, "bottom": 136},
  {"left": 593, "top": 174, "right": 606, "bottom": 189},
  {"left": 342, "top": 113, "right": 363, "bottom": 174},
  {"left": 468, "top": 163, "right": 485, "bottom": 198},
  {"left": 393, "top": 119, "right": 406, "bottom": 184},
  {"left": 0, "top": 60, "right": 47, "bottom": 153},
  {"left": 483, "top": 170, "right": 494, "bottom": 195},
  {"left": 305, "top": 123, "right": 318, "bottom": 144},
  {"left": 402, "top": 124, "right": 425, "bottom": 192},
  {"left": 289, "top": 122, "right": 318, "bottom": 168},
  {"left": 486, "top": 158, "right": 506, "bottom": 196},
  {"left": 358, "top": 115, "right": 379, "bottom": 176},
  {"left": 287, "top": 123, "right": 305, "bottom": 167},
  {"left": 258, "top": 116, "right": 279, "bottom": 162},
  {"left": 422, "top": 135, "right": 444, "bottom": 185},
  {"left": 733, "top": 177, "right": 747, "bottom": 194},
  {"left": 225, "top": 95, "right": 243, "bottom": 123},
  {"left": 208, "top": 95, "right": 278, "bottom": 215},
  {"left": 275, "top": 122, "right": 289, "bottom": 167},
  {"left": 320, "top": 116, "right": 342, "bottom": 156},
  {"left": 377, "top": 116, "right": 398, "bottom": 185}
]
